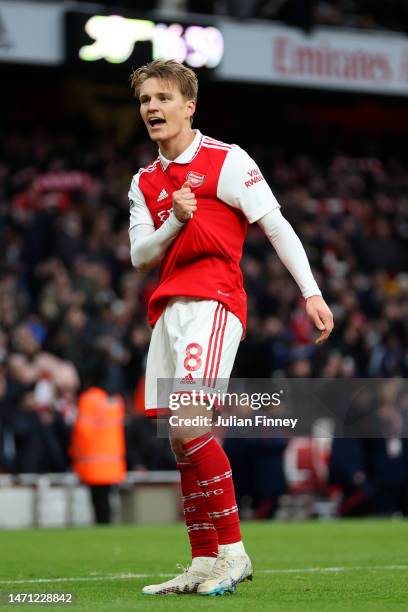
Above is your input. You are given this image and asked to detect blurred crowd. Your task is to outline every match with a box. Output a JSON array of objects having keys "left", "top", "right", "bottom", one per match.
[
  {"left": 311, "top": 0, "right": 408, "bottom": 30},
  {"left": 0, "top": 120, "right": 407, "bottom": 516},
  {"left": 255, "top": 0, "right": 408, "bottom": 31},
  {"left": 117, "top": 0, "right": 408, "bottom": 32}
]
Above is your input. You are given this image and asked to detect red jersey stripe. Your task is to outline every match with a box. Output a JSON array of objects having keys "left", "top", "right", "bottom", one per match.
[
  {"left": 202, "top": 142, "right": 232, "bottom": 151},
  {"left": 140, "top": 159, "right": 160, "bottom": 176},
  {"left": 203, "top": 136, "right": 232, "bottom": 147}
]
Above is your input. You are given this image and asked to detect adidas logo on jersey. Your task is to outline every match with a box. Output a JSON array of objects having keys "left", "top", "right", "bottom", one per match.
[
  {"left": 180, "top": 373, "right": 196, "bottom": 384},
  {"left": 157, "top": 188, "right": 168, "bottom": 202}
]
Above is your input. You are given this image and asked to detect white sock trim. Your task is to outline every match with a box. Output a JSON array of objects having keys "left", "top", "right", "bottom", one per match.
[
  {"left": 191, "top": 556, "right": 217, "bottom": 569},
  {"left": 218, "top": 541, "right": 246, "bottom": 556}
]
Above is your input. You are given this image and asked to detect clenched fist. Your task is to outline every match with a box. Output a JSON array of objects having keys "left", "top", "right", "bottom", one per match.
[
  {"left": 305, "top": 295, "right": 334, "bottom": 344},
  {"left": 172, "top": 182, "right": 197, "bottom": 223}
]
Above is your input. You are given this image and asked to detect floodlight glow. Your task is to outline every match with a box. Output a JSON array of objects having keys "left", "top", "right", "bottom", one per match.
[
  {"left": 152, "top": 23, "right": 186, "bottom": 64},
  {"left": 79, "top": 16, "right": 155, "bottom": 63},
  {"left": 184, "top": 26, "right": 224, "bottom": 68},
  {"left": 79, "top": 15, "right": 224, "bottom": 68}
]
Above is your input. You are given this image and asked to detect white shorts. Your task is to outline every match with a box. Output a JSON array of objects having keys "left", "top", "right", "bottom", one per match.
[{"left": 145, "top": 298, "right": 242, "bottom": 417}]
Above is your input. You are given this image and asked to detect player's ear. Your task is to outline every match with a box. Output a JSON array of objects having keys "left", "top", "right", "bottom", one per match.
[{"left": 186, "top": 99, "right": 196, "bottom": 121}]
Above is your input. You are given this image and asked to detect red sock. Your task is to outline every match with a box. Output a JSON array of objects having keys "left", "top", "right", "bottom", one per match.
[
  {"left": 177, "top": 462, "right": 218, "bottom": 558},
  {"left": 182, "top": 433, "right": 242, "bottom": 545}
]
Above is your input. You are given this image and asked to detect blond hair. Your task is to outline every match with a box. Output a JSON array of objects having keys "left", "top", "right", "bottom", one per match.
[{"left": 130, "top": 59, "right": 198, "bottom": 101}]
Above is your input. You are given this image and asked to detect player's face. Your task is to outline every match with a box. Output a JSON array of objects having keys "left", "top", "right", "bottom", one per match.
[{"left": 139, "top": 77, "right": 195, "bottom": 144}]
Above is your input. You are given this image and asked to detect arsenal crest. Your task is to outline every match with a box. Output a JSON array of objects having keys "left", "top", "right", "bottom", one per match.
[{"left": 186, "top": 171, "right": 206, "bottom": 188}]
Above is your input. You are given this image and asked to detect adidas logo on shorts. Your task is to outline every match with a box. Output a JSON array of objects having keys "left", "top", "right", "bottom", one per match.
[{"left": 180, "top": 373, "right": 196, "bottom": 384}]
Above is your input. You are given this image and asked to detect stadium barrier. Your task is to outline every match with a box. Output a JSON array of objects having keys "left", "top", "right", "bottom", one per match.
[{"left": 0, "top": 472, "right": 180, "bottom": 529}]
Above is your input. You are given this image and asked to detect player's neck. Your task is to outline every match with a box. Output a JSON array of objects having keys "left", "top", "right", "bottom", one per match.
[{"left": 158, "top": 128, "right": 196, "bottom": 161}]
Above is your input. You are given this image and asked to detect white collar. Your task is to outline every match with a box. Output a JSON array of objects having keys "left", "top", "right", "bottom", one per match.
[{"left": 159, "top": 130, "right": 202, "bottom": 170}]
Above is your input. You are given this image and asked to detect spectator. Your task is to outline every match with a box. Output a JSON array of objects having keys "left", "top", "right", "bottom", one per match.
[{"left": 70, "top": 386, "right": 126, "bottom": 524}]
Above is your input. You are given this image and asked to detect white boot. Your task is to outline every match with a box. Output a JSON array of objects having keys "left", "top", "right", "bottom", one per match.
[
  {"left": 142, "top": 558, "right": 215, "bottom": 595},
  {"left": 197, "top": 553, "right": 253, "bottom": 596}
]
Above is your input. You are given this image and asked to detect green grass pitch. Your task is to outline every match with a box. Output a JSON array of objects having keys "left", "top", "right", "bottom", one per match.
[{"left": 0, "top": 520, "right": 407, "bottom": 611}]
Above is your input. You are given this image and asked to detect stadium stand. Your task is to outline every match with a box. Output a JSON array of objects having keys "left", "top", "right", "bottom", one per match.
[
  {"left": 1, "top": 0, "right": 408, "bottom": 521},
  {"left": 0, "top": 116, "right": 407, "bottom": 516},
  {"left": 70, "top": 0, "right": 408, "bottom": 31}
]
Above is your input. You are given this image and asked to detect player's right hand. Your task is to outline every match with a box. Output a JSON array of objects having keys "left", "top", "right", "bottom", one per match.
[{"left": 172, "top": 182, "right": 197, "bottom": 222}]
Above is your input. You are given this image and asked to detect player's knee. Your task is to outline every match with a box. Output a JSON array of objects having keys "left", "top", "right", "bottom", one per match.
[
  {"left": 170, "top": 435, "right": 188, "bottom": 457},
  {"left": 170, "top": 439, "right": 188, "bottom": 462}
]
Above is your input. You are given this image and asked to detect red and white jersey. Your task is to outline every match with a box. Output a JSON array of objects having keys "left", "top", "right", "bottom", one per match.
[{"left": 128, "top": 130, "right": 280, "bottom": 332}]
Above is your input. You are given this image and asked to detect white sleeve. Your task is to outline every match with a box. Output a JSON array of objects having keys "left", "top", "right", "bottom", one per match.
[
  {"left": 129, "top": 214, "right": 185, "bottom": 270},
  {"left": 217, "top": 146, "right": 280, "bottom": 223},
  {"left": 128, "top": 173, "right": 185, "bottom": 270},
  {"left": 258, "top": 209, "right": 322, "bottom": 300},
  {"left": 128, "top": 172, "right": 155, "bottom": 230}
]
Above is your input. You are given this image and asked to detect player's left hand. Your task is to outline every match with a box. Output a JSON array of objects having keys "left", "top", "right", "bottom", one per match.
[{"left": 305, "top": 295, "right": 334, "bottom": 344}]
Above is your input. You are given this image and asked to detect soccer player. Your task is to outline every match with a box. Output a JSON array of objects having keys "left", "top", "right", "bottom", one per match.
[{"left": 128, "top": 59, "right": 333, "bottom": 596}]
